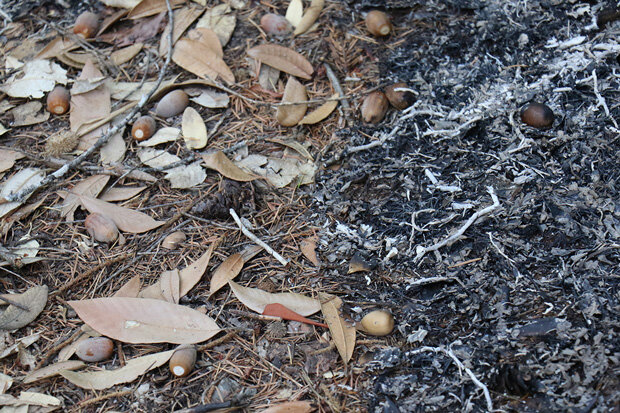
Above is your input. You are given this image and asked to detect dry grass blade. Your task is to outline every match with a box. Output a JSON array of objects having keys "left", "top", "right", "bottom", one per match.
[
  {"left": 259, "top": 400, "right": 315, "bottom": 412},
  {"left": 318, "top": 293, "right": 356, "bottom": 365},
  {"left": 247, "top": 44, "right": 313, "bottom": 80},
  {"left": 173, "top": 38, "right": 235, "bottom": 84}
]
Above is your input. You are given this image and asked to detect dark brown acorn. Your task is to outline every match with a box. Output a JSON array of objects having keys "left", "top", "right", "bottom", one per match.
[{"left": 520, "top": 103, "right": 554, "bottom": 129}]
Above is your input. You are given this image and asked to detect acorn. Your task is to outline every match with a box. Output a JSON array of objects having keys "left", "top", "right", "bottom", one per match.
[
  {"left": 385, "top": 82, "right": 415, "bottom": 110},
  {"left": 260, "top": 13, "right": 292, "bottom": 36},
  {"left": 155, "top": 90, "right": 189, "bottom": 118},
  {"left": 75, "top": 337, "right": 114, "bottom": 362},
  {"left": 520, "top": 102, "right": 554, "bottom": 129},
  {"left": 360, "top": 91, "right": 389, "bottom": 124},
  {"left": 360, "top": 310, "right": 394, "bottom": 336},
  {"left": 131, "top": 115, "right": 156, "bottom": 141},
  {"left": 169, "top": 344, "right": 197, "bottom": 377},
  {"left": 84, "top": 213, "right": 119, "bottom": 243},
  {"left": 73, "top": 11, "right": 100, "bottom": 39},
  {"left": 365, "top": 10, "right": 392, "bottom": 37},
  {"left": 161, "top": 231, "right": 186, "bottom": 250},
  {"left": 46, "top": 86, "right": 71, "bottom": 115}
]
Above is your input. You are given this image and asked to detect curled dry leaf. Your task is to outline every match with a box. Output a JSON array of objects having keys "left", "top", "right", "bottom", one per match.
[
  {"left": 60, "top": 350, "right": 175, "bottom": 390},
  {"left": 138, "top": 127, "right": 180, "bottom": 146},
  {"left": 0, "top": 285, "right": 48, "bottom": 331},
  {"left": 78, "top": 195, "right": 164, "bottom": 233},
  {"left": 299, "top": 93, "right": 339, "bottom": 125},
  {"left": 267, "top": 138, "right": 313, "bottom": 161},
  {"left": 259, "top": 400, "right": 315, "bottom": 413},
  {"left": 127, "top": 0, "right": 185, "bottom": 19},
  {"left": 294, "top": 0, "right": 324, "bottom": 35},
  {"left": 111, "top": 43, "right": 143, "bottom": 65},
  {"left": 209, "top": 253, "right": 243, "bottom": 296},
  {"left": 61, "top": 174, "right": 110, "bottom": 222},
  {"left": 165, "top": 162, "right": 207, "bottom": 189},
  {"left": 247, "top": 44, "right": 313, "bottom": 80},
  {"left": 319, "top": 293, "right": 356, "bottom": 364},
  {"left": 173, "top": 38, "right": 235, "bottom": 84},
  {"left": 228, "top": 280, "right": 320, "bottom": 316},
  {"left": 0, "top": 59, "right": 67, "bottom": 98},
  {"left": 182, "top": 107, "right": 208, "bottom": 149},
  {"left": 68, "top": 297, "right": 221, "bottom": 344},
  {"left": 277, "top": 77, "right": 307, "bottom": 126},
  {"left": 262, "top": 303, "right": 327, "bottom": 328},
  {"left": 0, "top": 149, "right": 25, "bottom": 173},
  {"left": 99, "top": 186, "right": 146, "bottom": 202},
  {"left": 348, "top": 254, "right": 373, "bottom": 273},
  {"left": 23, "top": 360, "right": 85, "bottom": 384},
  {"left": 202, "top": 151, "right": 258, "bottom": 182}
]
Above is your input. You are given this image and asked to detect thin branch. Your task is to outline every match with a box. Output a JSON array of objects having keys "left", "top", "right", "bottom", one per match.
[{"left": 229, "top": 208, "right": 288, "bottom": 266}]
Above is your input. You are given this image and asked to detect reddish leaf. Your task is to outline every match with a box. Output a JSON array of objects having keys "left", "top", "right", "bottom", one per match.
[{"left": 262, "top": 303, "right": 327, "bottom": 328}]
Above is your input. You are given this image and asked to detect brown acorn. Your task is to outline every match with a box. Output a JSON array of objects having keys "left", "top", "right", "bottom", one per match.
[
  {"left": 520, "top": 103, "right": 554, "bottom": 129},
  {"left": 131, "top": 115, "right": 156, "bottom": 141},
  {"left": 46, "top": 86, "right": 71, "bottom": 115},
  {"left": 365, "top": 10, "right": 392, "bottom": 37},
  {"left": 260, "top": 13, "right": 292, "bottom": 36},
  {"left": 360, "top": 310, "right": 394, "bottom": 336},
  {"left": 73, "top": 11, "right": 100, "bottom": 39},
  {"left": 155, "top": 90, "right": 189, "bottom": 118},
  {"left": 75, "top": 337, "right": 114, "bottom": 362},
  {"left": 169, "top": 344, "right": 197, "bottom": 377},
  {"left": 84, "top": 213, "right": 119, "bottom": 243},
  {"left": 360, "top": 91, "right": 389, "bottom": 124},
  {"left": 385, "top": 82, "right": 415, "bottom": 110}
]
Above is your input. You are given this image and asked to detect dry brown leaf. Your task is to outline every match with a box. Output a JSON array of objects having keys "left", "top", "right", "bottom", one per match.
[
  {"left": 127, "top": 0, "right": 185, "bottom": 19},
  {"left": 68, "top": 297, "right": 220, "bottom": 344},
  {"left": 99, "top": 186, "right": 146, "bottom": 202},
  {"left": 78, "top": 195, "right": 164, "bottom": 233},
  {"left": 247, "top": 44, "right": 313, "bottom": 80},
  {"left": 182, "top": 107, "right": 208, "bottom": 149},
  {"left": 60, "top": 175, "right": 110, "bottom": 222},
  {"left": 23, "top": 360, "right": 85, "bottom": 384},
  {"left": 319, "top": 293, "right": 356, "bottom": 364},
  {"left": 299, "top": 93, "right": 339, "bottom": 124},
  {"left": 160, "top": 269, "right": 180, "bottom": 304},
  {"left": 229, "top": 281, "right": 320, "bottom": 316},
  {"left": 173, "top": 38, "right": 235, "bottom": 84},
  {"left": 9, "top": 101, "right": 49, "bottom": 126},
  {"left": 187, "top": 27, "right": 223, "bottom": 58},
  {"left": 159, "top": 5, "right": 205, "bottom": 56},
  {"left": 202, "top": 151, "right": 258, "bottom": 182},
  {"left": 294, "top": 0, "right": 324, "bottom": 35},
  {"left": 113, "top": 275, "right": 142, "bottom": 298},
  {"left": 259, "top": 400, "right": 315, "bottom": 413},
  {"left": 195, "top": 4, "right": 236, "bottom": 46},
  {"left": 300, "top": 236, "right": 320, "bottom": 266},
  {"left": 348, "top": 254, "right": 372, "bottom": 273},
  {"left": 0, "top": 285, "right": 48, "bottom": 331},
  {"left": 60, "top": 350, "right": 174, "bottom": 390},
  {"left": 266, "top": 138, "right": 313, "bottom": 161},
  {"left": 111, "top": 43, "right": 143, "bottom": 65},
  {"left": 276, "top": 77, "right": 307, "bottom": 126},
  {"left": 209, "top": 253, "right": 243, "bottom": 296},
  {"left": 285, "top": 0, "right": 303, "bottom": 27},
  {"left": 36, "top": 37, "right": 77, "bottom": 60},
  {"left": 0, "top": 149, "right": 25, "bottom": 173},
  {"left": 97, "top": 8, "right": 129, "bottom": 36},
  {"left": 140, "top": 242, "right": 217, "bottom": 300}
]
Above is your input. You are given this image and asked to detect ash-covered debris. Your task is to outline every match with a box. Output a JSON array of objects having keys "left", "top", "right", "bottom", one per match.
[{"left": 312, "top": 0, "right": 619, "bottom": 410}]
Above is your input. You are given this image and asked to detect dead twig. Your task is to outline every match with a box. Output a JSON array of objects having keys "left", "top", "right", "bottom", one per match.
[{"left": 229, "top": 208, "right": 288, "bottom": 266}]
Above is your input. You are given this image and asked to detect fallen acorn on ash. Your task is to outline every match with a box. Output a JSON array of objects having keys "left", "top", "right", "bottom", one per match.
[
  {"left": 520, "top": 102, "right": 554, "bottom": 129},
  {"left": 361, "top": 82, "right": 414, "bottom": 123},
  {"left": 358, "top": 309, "right": 395, "bottom": 336}
]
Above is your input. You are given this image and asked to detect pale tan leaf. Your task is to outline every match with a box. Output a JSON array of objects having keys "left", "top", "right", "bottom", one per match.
[
  {"left": 247, "top": 44, "right": 313, "bottom": 80},
  {"left": 159, "top": 6, "right": 205, "bottom": 56},
  {"left": 60, "top": 350, "right": 175, "bottom": 390},
  {"left": 35, "top": 37, "right": 76, "bottom": 60},
  {"left": 300, "top": 236, "right": 320, "bottom": 266},
  {"left": 138, "top": 127, "right": 180, "bottom": 146},
  {"left": 77, "top": 195, "right": 164, "bottom": 233},
  {"left": 202, "top": 151, "right": 258, "bottom": 182},
  {"left": 140, "top": 242, "right": 217, "bottom": 300},
  {"left": 267, "top": 138, "right": 313, "bottom": 161},
  {"left": 100, "top": 0, "right": 140, "bottom": 8},
  {"left": 111, "top": 43, "right": 143, "bottom": 65},
  {"left": 165, "top": 162, "right": 207, "bottom": 189},
  {"left": 229, "top": 281, "right": 320, "bottom": 316},
  {"left": 0, "top": 286, "right": 48, "bottom": 330},
  {"left": 160, "top": 269, "right": 180, "bottom": 304},
  {"left": 0, "top": 59, "right": 67, "bottom": 98},
  {"left": 0, "top": 123, "right": 7, "bottom": 137},
  {"left": 61, "top": 175, "right": 110, "bottom": 221},
  {"left": 319, "top": 293, "right": 356, "bottom": 364},
  {"left": 294, "top": 0, "right": 324, "bottom": 35},
  {"left": 113, "top": 275, "right": 142, "bottom": 298},
  {"left": 128, "top": 0, "right": 185, "bottom": 19},
  {"left": 285, "top": 0, "right": 303, "bottom": 27},
  {"left": 239, "top": 244, "right": 263, "bottom": 262},
  {"left": 173, "top": 38, "right": 235, "bottom": 84},
  {"left": 100, "top": 131, "right": 126, "bottom": 164},
  {"left": 9, "top": 101, "right": 49, "bottom": 126},
  {"left": 68, "top": 297, "right": 220, "bottom": 344},
  {"left": 97, "top": 8, "right": 129, "bottom": 36},
  {"left": 0, "top": 168, "right": 45, "bottom": 219},
  {"left": 209, "top": 253, "right": 243, "bottom": 296},
  {"left": 195, "top": 4, "right": 236, "bottom": 46},
  {"left": 99, "top": 186, "right": 146, "bottom": 202},
  {"left": 182, "top": 107, "right": 208, "bottom": 149},
  {"left": 276, "top": 77, "right": 307, "bottom": 126},
  {"left": 23, "top": 360, "right": 85, "bottom": 384},
  {"left": 137, "top": 148, "right": 181, "bottom": 168},
  {"left": 190, "top": 89, "right": 229, "bottom": 108},
  {"left": 299, "top": 93, "right": 339, "bottom": 125},
  {"left": 0, "top": 150, "right": 25, "bottom": 173},
  {"left": 259, "top": 401, "right": 315, "bottom": 413},
  {"left": 17, "top": 391, "right": 61, "bottom": 406},
  {"left": 187, "top": 27, "right": 223, "bottom": 58}
]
